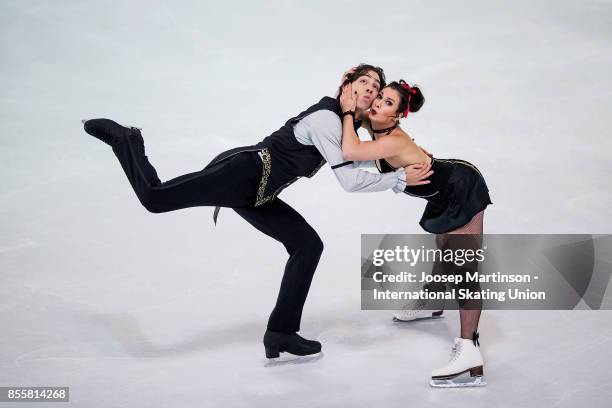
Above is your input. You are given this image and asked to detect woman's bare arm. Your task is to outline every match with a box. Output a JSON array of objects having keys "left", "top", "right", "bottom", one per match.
[
  {"left": 339, "top": 83, "right": 407, "bottom": 161},
  {"left": 341, "top": 115, "right": 406, "bottom": 161}
]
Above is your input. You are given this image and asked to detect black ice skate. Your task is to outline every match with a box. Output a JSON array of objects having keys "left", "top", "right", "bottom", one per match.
[
  {"left": 82, "top": 118, "right": 141, "bottom": 146},
  {"left": 263, "top": 329, "right": 322, "bottom": 364}
]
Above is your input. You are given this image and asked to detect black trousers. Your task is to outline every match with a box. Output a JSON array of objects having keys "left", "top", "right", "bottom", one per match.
[{"left": 112, "top": 131, "right": 323, "bottom": 333}]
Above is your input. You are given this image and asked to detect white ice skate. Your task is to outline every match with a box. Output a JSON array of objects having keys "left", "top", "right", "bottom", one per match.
[
  {"left": 392, "top": 298, "right": 444, "bottom": 322},
  {"left": 430, "top": 336, "right": 486, "bottom": 388}
]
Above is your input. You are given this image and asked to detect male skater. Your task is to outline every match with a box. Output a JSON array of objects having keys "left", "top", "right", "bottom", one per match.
[{"left": 82, "top": 64, "right": 433, "bottom": 361}]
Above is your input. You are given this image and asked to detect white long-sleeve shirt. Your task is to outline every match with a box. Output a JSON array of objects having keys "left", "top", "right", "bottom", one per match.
[{"left": 293, "top": 110, "right": 406, "bottom": 193}]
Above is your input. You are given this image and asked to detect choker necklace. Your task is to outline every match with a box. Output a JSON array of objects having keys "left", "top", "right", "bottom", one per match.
[{"left": 372, "top": 122, "right": 398, "bottom": 135}]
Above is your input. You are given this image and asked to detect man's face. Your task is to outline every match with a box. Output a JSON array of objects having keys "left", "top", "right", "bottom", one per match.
[{"left": 351, "top": 70, "right": 381, "bottom": 110}]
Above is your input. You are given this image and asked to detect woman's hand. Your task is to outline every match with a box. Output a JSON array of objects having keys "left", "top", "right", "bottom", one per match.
[
  {"left": 341, "top": 66, "right": 356, "bottom": 84},
  {"left": 340, "top": 83, "right": 357, "bottom": 113}
]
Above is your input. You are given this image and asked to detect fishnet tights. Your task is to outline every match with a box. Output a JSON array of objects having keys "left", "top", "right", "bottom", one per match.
[{"left": 439, "top": 209, "right": 485, "bottom": 339}]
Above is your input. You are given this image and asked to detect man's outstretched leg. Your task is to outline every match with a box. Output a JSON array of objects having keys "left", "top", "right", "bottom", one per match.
[
  {"left": 233, "top": 199, "right": 323, "bottom": 360},
  {"left": 83, "top": 118, "right": 260, "bottom": 212}
]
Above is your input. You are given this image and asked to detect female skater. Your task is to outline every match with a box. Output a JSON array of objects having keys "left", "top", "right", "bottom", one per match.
[{"left": 339, "top": 76, "right": 492, "bottom": 387}]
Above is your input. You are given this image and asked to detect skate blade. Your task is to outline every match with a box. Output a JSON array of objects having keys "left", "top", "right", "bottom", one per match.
[
  {"left": 430, "top": 375, "right": 486, "bottom": 388},
  {"left": 392, "top": 313, "right": 444, "bottom": 323},
  {"left": 264, "top": 352, "right": 323, "bottom": 367}
]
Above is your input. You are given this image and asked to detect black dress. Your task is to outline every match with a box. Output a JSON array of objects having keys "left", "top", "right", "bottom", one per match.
[{"left": 377, "top": 156, "right": 492, "bottom": 234}]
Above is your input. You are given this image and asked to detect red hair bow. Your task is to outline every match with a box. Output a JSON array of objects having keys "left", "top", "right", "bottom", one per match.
[{"left": 400, "top": 82, "right": 417, "bottom": 118}]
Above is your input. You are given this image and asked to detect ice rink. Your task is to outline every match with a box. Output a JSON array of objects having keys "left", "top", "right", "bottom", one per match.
[{"left": 1, "top": 0, "right": 612, "bottom": 406}]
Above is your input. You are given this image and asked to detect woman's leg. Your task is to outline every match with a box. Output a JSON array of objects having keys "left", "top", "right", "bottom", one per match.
[
  {"left": 446, "top": 210, "right": 485, "bottom": 339},
  {"left": 430, "top": 211, "right": 487, "bottom": 387}
]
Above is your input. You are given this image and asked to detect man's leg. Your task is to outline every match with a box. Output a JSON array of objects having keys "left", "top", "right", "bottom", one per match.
[
  {"left": 233, "top": 199, "right": 324, "bottom": 359},
  {"left": 233, "top": 198, "right": 323, "bottom": 333},
  {"left": 86, "top": 121, "right": 261, "bottom": 212}
]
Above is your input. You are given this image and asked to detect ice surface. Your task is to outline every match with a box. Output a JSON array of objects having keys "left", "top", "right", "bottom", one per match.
[{"left": 1, "top": 0, "right": 612, "bottom": 407}]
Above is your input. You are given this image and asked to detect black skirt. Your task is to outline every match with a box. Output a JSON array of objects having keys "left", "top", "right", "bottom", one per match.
[{"left": 400, "top": 157, "right": 492, "bottom": 234}]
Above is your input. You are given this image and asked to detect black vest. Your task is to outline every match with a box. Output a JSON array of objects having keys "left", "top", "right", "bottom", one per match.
[{"left": 208, "top": 96, "right": 358, "bottom": 208}]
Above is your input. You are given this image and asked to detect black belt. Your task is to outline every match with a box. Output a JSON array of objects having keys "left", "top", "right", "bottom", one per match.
[{"left": 331, "top": 161, "right": 353, "bottom": 169}]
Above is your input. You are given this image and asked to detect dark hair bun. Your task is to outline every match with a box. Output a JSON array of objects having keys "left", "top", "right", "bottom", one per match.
[
  {"left": 388, "top": 79, "right": 426, "bottom": 116},
  {"left": 407, "top": 85, "right": 425, "bottom": 113}
]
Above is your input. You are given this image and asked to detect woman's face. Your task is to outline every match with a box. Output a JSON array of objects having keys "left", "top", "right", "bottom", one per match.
[{"left": 369, "top": 87, "right": 401, "bottom": 124}]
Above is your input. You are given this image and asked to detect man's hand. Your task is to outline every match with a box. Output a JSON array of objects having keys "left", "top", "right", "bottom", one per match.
[{"left": 404, "top": 162, "right": 433, "bottom": 186}]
